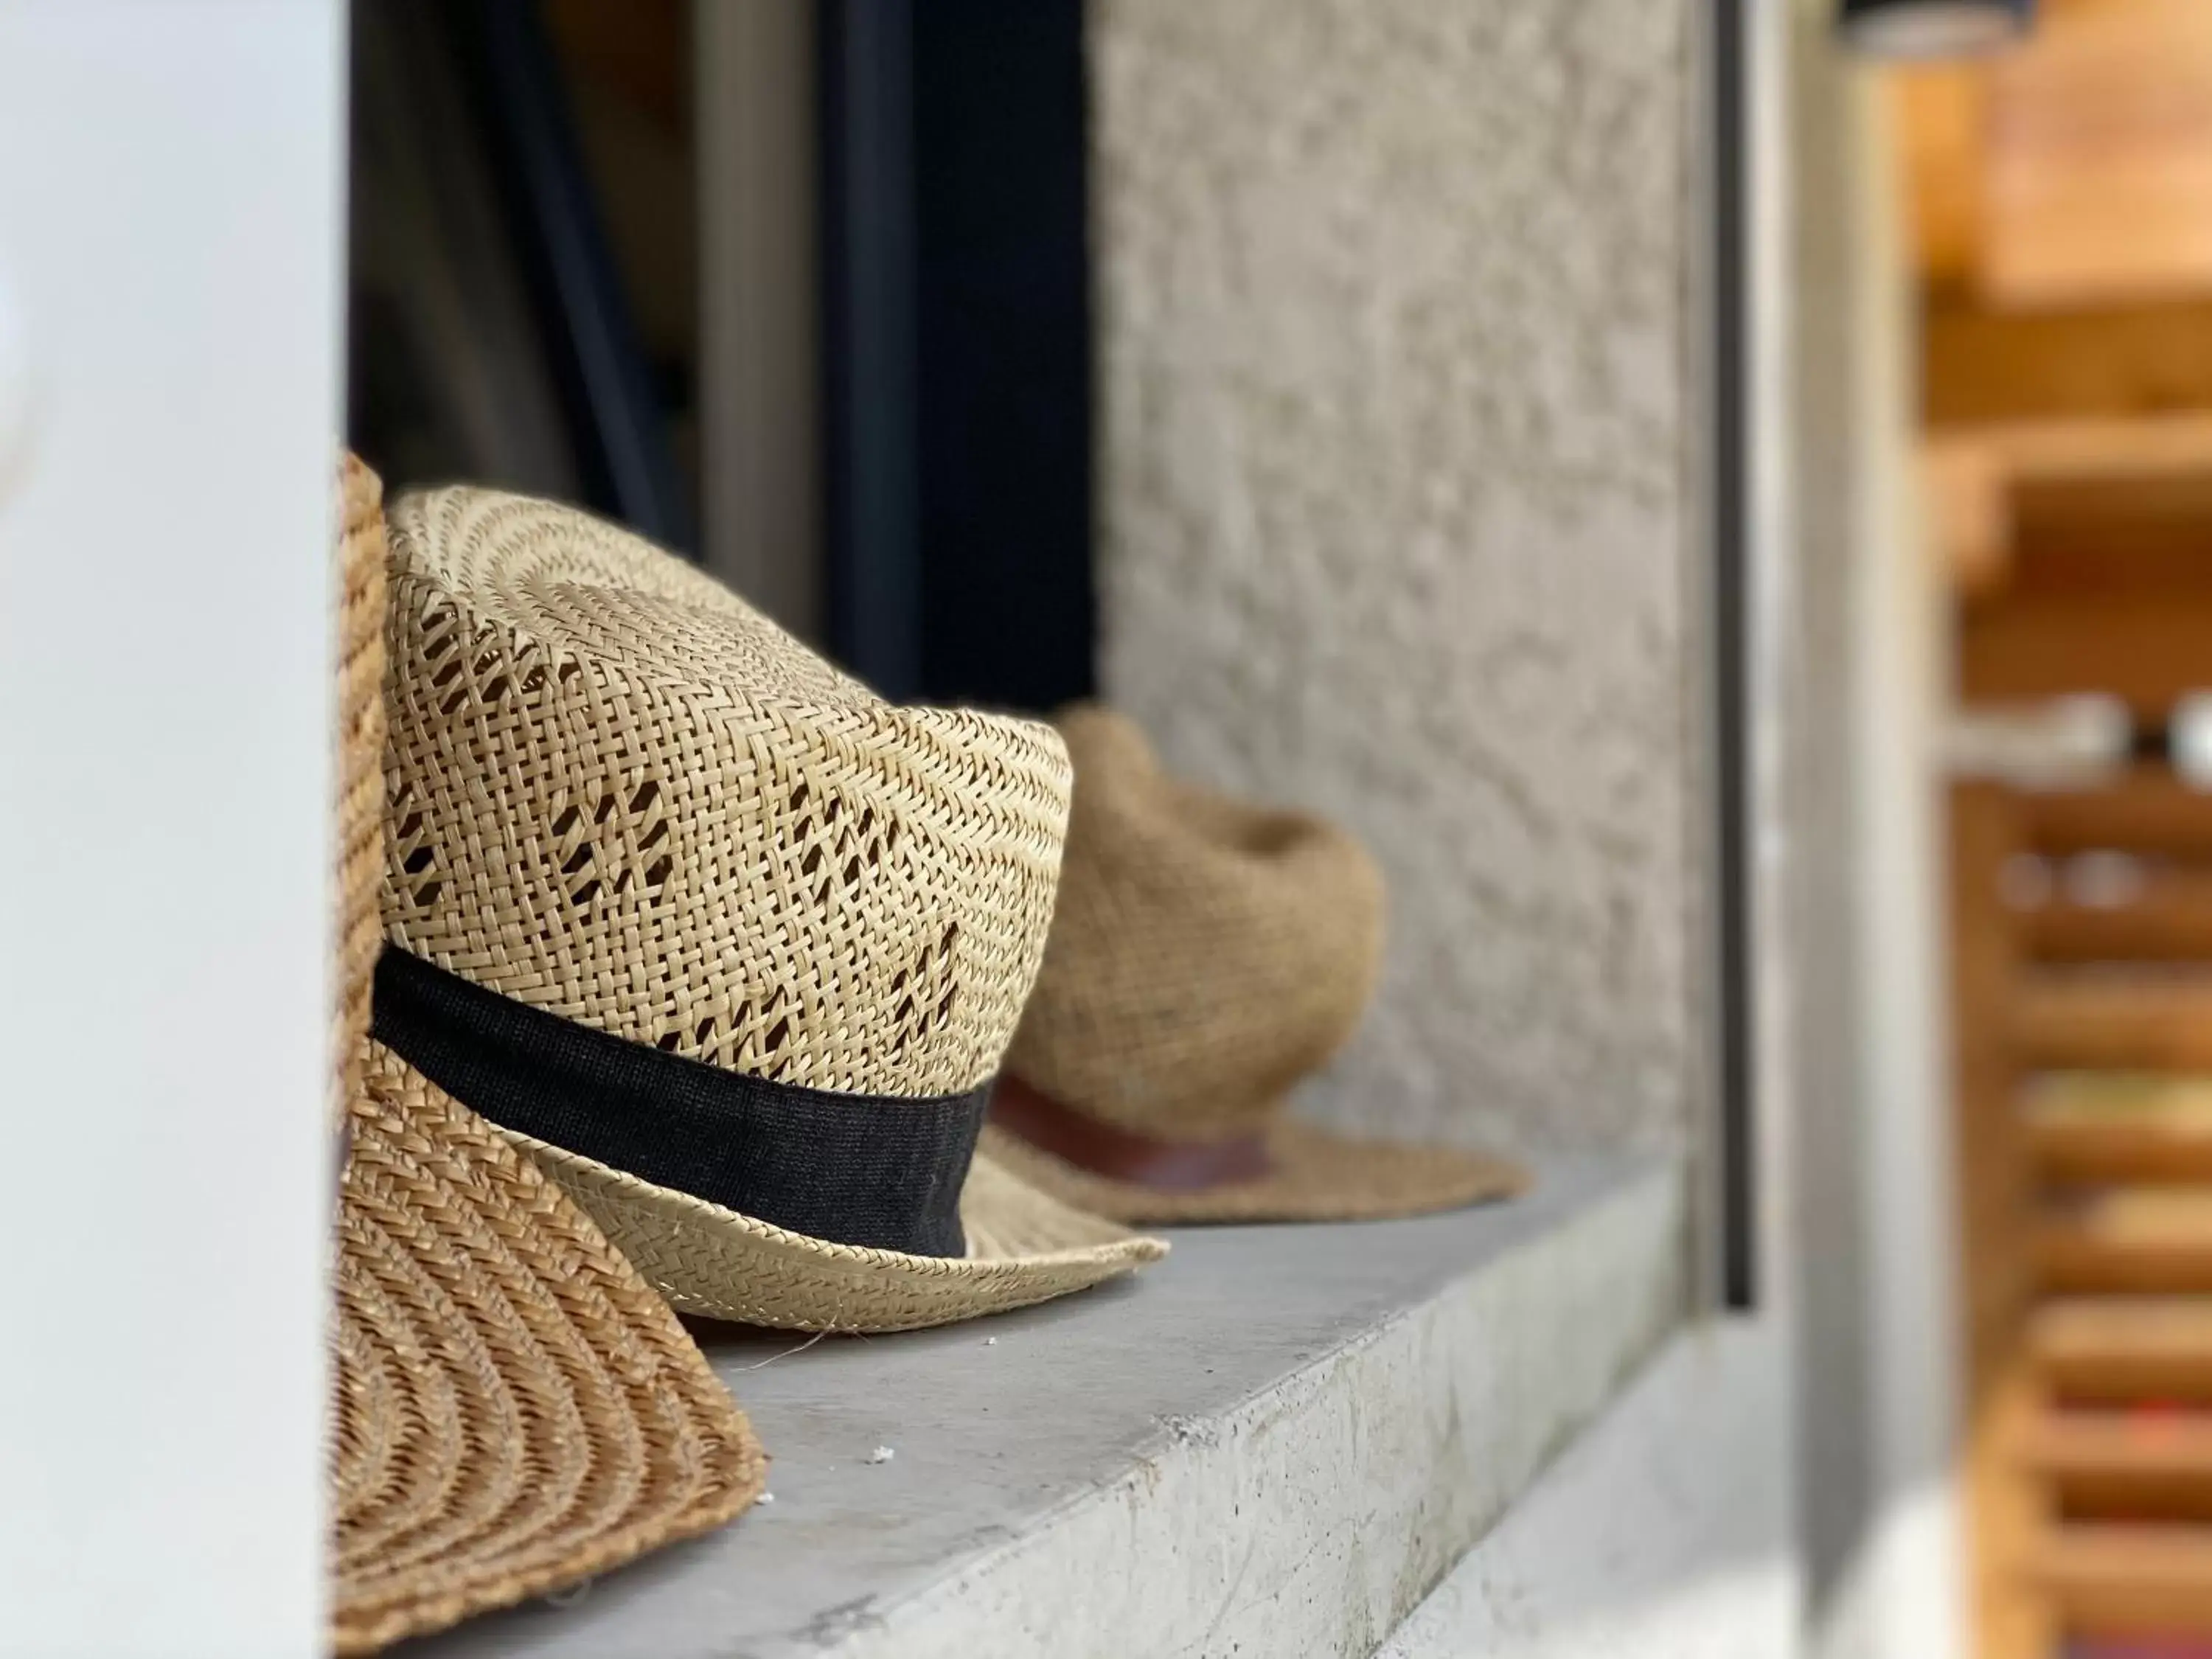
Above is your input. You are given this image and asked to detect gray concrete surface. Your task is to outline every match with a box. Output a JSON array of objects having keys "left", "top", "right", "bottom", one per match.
[
  {"left": 410, "top": 1155, "right": 1681, "bottom": 1659},
  {"left": 1379, "top": 1319, "right": 1795, "bottom": 1658}
]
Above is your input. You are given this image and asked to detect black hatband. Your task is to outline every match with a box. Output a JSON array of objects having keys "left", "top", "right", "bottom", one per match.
[{"left": 372, "top": 947, "right": 984, "bottom": 1257}]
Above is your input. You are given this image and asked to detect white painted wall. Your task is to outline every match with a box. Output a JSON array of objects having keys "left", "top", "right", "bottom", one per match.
[
  {"left": 1770, "top": 4, "right": 1966, "bottom": 1654},
  {"left": 0, "top": 4, "right": 346, "bottom": 1654},
  {"left": 1814, "top": 74, "right": 1966, "bottom": 1643}
]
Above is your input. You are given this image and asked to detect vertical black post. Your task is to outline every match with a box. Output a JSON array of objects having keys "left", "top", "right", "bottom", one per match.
[
  {"left": 912, "top": 0, "right": 1095, "bottom": 712},
  {"left": 1713, "top": 0, "right": 1758, "bottom": 1310},
  {"left": 819, "top": 0, "right": 923, "bottom": 698}
]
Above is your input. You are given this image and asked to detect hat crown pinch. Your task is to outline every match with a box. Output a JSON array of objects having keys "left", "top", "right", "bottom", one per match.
[{"left": 378, "top": 487, "right": 1071, "bottom": 1101}]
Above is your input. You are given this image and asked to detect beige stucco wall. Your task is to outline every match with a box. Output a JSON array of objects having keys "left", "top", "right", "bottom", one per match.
[{"left": 1091, "top": 0, "right": 1704, "bottom": 1156}]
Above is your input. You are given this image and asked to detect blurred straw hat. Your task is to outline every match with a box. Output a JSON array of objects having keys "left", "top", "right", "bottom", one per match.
[
  {"left": 984, "top": 706, "right": 1526, "bottom": 1224},
  {"left": 372, "top": 487, "right": 1163, "bottom": 1332},
  {"left": 329, "top": 457, "right": 763, "bottom": 1655}
]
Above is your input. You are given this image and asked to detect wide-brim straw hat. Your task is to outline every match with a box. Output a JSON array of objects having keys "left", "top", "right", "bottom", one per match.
[
  {"left": 987, "top": 706, "right": 1526, "bottom": 1225},
  {"left": 330, "top": 459, "right": 764, "bottom": 1654},
  {"left": 372, "top": 487, "right": 1164, "bottom": 1332}
]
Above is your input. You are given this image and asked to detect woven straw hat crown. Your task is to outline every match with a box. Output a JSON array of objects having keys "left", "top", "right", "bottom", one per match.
[
  {"left": 379, "top": 487, "right": 1071, "bottom": 1097},
  {"left": 1005, "top": 706, "right": 1385, "bottom": 1142}
]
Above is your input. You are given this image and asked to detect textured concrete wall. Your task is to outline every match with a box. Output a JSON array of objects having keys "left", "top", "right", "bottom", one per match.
[{"left": 1091, "top": 0, "right": 1703, "bottom": 1155}]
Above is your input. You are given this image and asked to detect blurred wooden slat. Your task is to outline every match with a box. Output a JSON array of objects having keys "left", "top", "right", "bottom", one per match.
[
  {"left": 1952, "top": 784, "right": 2052, "bottom": 1659},
  {"left": 2024, "top": 868, "right": 2212, "bottom": 961},
  {"left": 1980, "top": 1368, "right": 2061, "bottom": 1659},
  {"left": 1934, "top": 414, "right": 2212, "bottom": 599},
  {"left": 2039, "top": 1189, "right": 2212, "bottom": 1293},
  {"left": 1958, "top": 785, "right": 2039, "bottom": 1369},
  {"left": 1974, "top": 412, "right": 2212, "bottom": 482},
  {"left": 2014, "top": 470, "right": 2212, "bottom": 598},
  {"left": 1896, "top": 66, "right": 1986, "bottom": 294},
  {"left": 2028, "top": 1409, "right": 2212, "bottom": 1521},
  {"left": 2025, "top": 769, "right": 2212, "bottom": 858},
  {"left": 1926, "top": 298, "right": 2212, "bottom": 426},
  {"left": 2034, "top": 1297, "right": 2212, "bottom": 1404},
  {"left": 2017, "top": 974, "right": 2212, "bottom": 1070},
  {"left": 2040, "top": 1522, "right": 2212, "bottom": 1632},
  {"left": 1982, "top": 0, "right": 2212, "bottom": 307},
  {"left": 1961, "top": 591, "right": 2212, "bottom": 718},
  {"left": 2031, "top": 1077, "right": 2212, "bottom": 1184},
  {"left": 1926, "top": 436, "right": 2011, "bottom": 597}
]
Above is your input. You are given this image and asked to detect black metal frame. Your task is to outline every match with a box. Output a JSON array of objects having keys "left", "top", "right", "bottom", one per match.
[
  {"left": 911, "top": 0, "right": 1095, "bottom": 712},
  {"left": 819, "top": 0, "right": 925, "bottom": 698},
  {"left": 818, "top": 0, "right": 1096, "bottom": 709},
  {"left": 1711, "top": 0, "right": 1759, "bottom": 1310}
]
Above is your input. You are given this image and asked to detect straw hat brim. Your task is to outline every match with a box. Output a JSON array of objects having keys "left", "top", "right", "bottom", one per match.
[
  {"left": 335, "top": 1043, "right": 766, "bottom": 1655},
  {"left": 976, "top": 1117, "right": 1528, "bottom": 1225},
  {"left": 493, "top": 1132, "right": 1169, "bottom": 1332}
]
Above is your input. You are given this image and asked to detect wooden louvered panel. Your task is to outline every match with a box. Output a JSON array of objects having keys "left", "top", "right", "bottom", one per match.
[
  {"left": 1976, "top": 1367, "right": 2060, "bottom": 1659},
  {"left": 1922, "top": 414, "right": 2212, "bottom": 599},
  {"left": 2025, "top": 771, "right": 2212, "bottom": 860},
  {"left": 2035, "top": 1298, "right": 2212, "bottom": 1405},
  {"left": 2016, "top": 976, "right": 2212, "bottom": 1071},
  {"left": 2028, "top": 1410, "right": 2212, "bottom": 1522},
  {"left": 2039, "top": 1523, "right": 2212, "bottom": 1634},
  {"left": 1955, "top": 783, "right": 2055, "bottom": 1659},
  {"left": 2030, "top": 1079, "right": 2212, "bottom": 1185},
  {"left": 1978, "top": 0, "right": 2212, "bottom": 308},
  {"left": 2025, "top": 871, "right": 2212, "bottom": 963},
  {"left": 2039, "top": 1191, "right": 2212, "bottom": 1294},
  {"left": 1927, "top": 296, "right": 2212, "bottom": 428},
  {"left": 1961, "top": 591, "right": 2212, "bottom": 721},
  {"left": 2013, "top": 470, "right": 2212, "bottom": 600}
]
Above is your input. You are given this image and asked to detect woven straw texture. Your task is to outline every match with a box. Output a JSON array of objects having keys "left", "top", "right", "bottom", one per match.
[
  {"left": 379, "top": 486, "right": 1071, "bottom": 1099},
  {"left": 331, "top": 460, "right": 763, "bottom": 1655},
  {"left": 335, "top": 456, "right": 387, "bottom": 1121},
  {"left": 501, "top": 1130, "right": 1166, "bottom": 1332},
  {"left": 1006, "top": 705, "right": 1386, "bottom": 1141},
  {"left": 998, "top": 706, "right": 1526, "bottom": 1223},
  {"left": 375, "top": 487, "right": 1165, "bottom": 1330},
  {"left": 335, "top": 1051, "right": 766, "bottom": 1653}
]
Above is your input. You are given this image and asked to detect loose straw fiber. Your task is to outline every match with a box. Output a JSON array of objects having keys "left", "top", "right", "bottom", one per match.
[{"left": 330, "top": 458, "right": 763, "bottom": 1655}]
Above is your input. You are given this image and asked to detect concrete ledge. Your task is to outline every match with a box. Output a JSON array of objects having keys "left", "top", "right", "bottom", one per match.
[
  {"left": 1379, "top": 1319, "right": 1794, "bottom": 1658},
  {"left": 410, "top": 1155, "right": 1684, "bottom": 1659}
]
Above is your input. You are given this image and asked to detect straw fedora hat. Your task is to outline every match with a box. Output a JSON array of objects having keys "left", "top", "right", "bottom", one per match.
[
  {"left": 981, "top": 706, "right": 1526, "bottom": 1224},
  {"left": 329, "top": 459, "right": 763, "bottom": 1655},
  {"left": 371, "top": 486, "right": 1164, "bottom": 1332}
]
